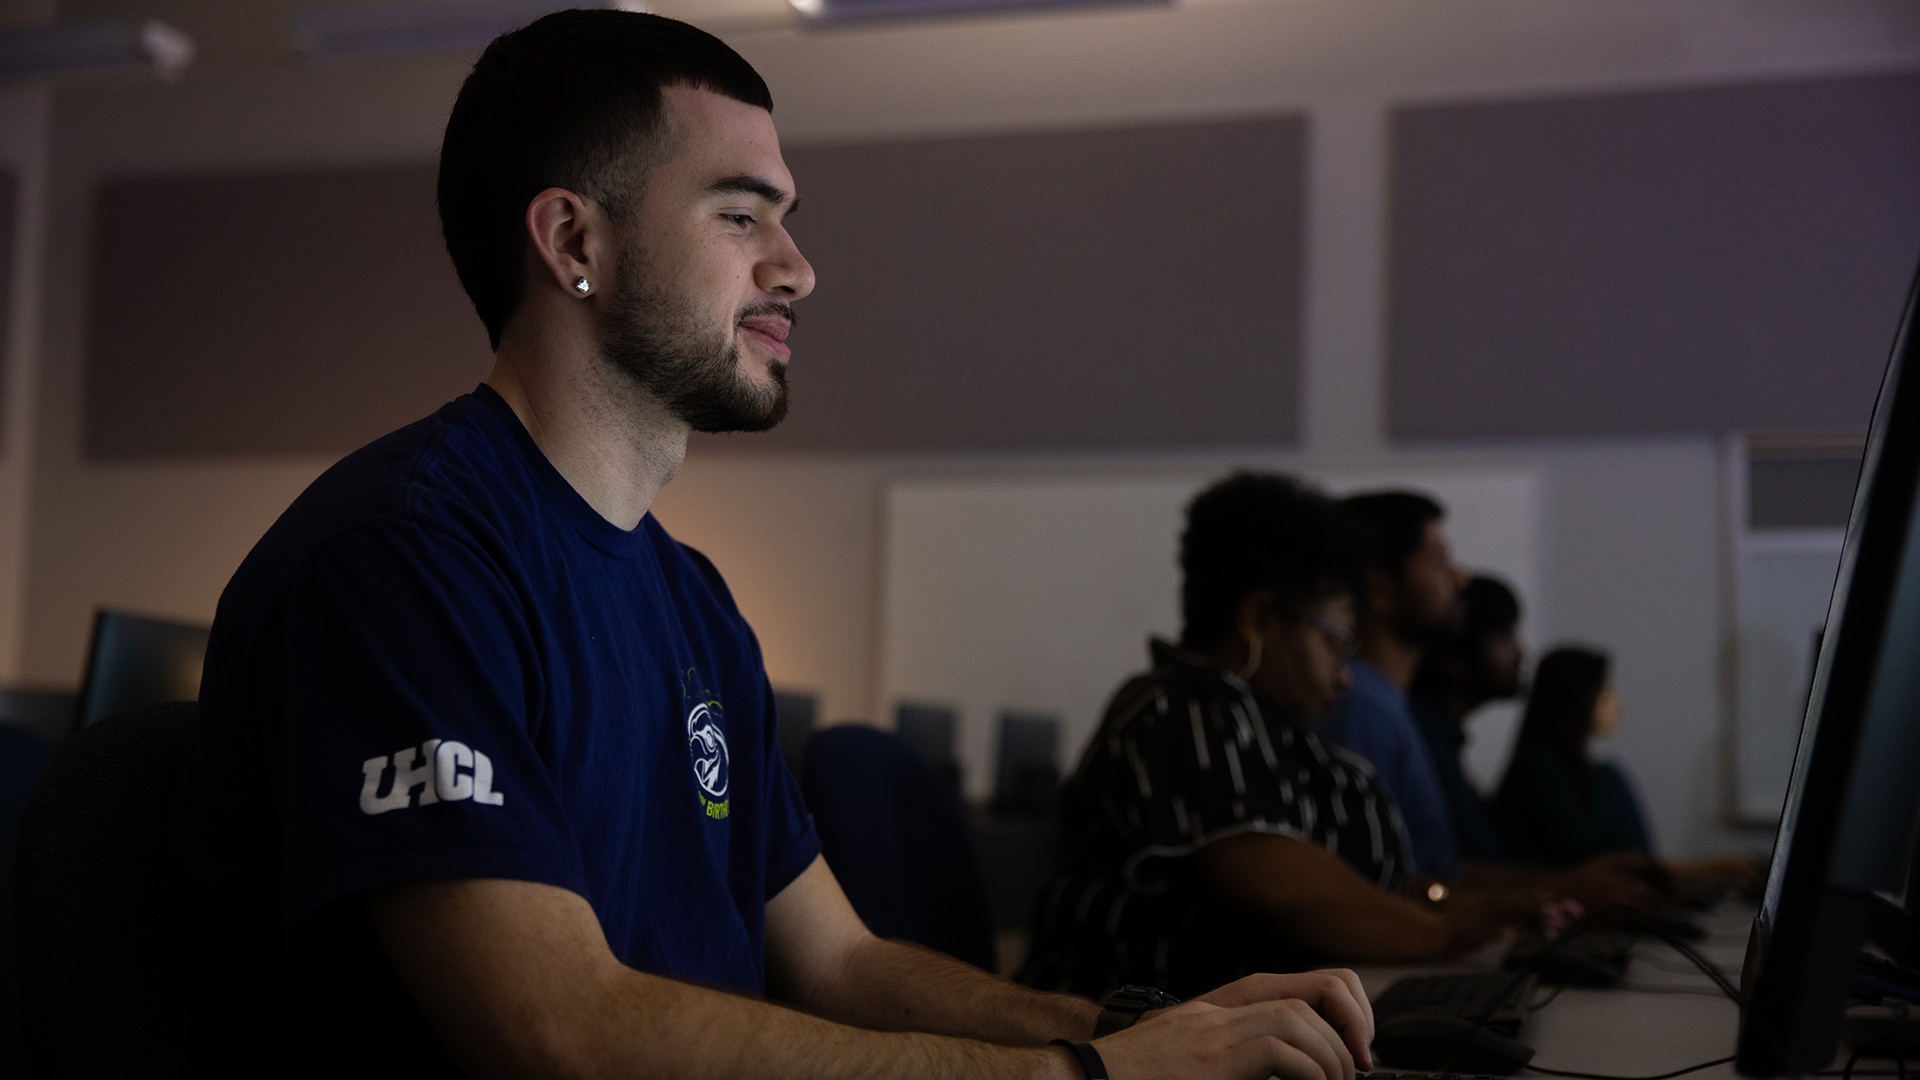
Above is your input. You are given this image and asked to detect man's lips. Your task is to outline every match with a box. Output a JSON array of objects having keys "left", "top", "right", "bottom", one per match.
[{"left": 739, "top": 319, "right": 791, "bottom": 358}]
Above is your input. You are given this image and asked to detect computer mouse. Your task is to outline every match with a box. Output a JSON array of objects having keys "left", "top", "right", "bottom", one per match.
[{"left": 1371, "top": 1015, "right": 1538, "bottom": 1076}]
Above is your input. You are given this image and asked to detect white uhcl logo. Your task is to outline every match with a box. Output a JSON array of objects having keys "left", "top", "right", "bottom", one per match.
[{"left": 360, "top": 739, "right": 505, "bottom": 815}]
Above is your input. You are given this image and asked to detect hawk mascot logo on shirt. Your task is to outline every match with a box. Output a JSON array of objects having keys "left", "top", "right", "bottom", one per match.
[{"left": 683, "top": 671, "right": 730, "bottom": 820}]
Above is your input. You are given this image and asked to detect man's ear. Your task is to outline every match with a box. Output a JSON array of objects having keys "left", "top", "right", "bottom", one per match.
[
  {"left": 523, "top": 187, "right": 609, "bottom": 298},
  {"left": 1235, "top": 588, "right": 1278, "bottom": 641}
]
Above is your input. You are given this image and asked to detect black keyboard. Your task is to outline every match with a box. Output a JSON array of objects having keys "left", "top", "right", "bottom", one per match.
[
  {"left": 1505, "top": 929, "right": 1637, "bottom": 986},
  {"left": 1374, "top": 971, "right": 1536, "bottom": 1034},
  {"left": 1369, "top": 971, "right": 1539, "bottom": 1075}
]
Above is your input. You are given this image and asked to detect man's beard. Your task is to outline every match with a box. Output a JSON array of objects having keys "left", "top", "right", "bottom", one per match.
[{"left": 597, "top": 247, "right": 790, "bottom": 434}]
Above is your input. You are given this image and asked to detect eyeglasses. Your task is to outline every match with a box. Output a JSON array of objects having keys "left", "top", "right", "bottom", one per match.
[{"left": 1284, "top": 606, "right": 1358, "bottom": 661}]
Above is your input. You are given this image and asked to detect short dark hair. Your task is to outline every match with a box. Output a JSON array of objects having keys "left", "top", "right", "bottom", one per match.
[
  {"left": 1179, "top": 472, "right": 1364, "bottom": 651},
  {"left": 1459, "top": 575, "right": 1520, "bottom": 641},
  {"left": 438, "top": 10, "right": 774, "bottom": 349},
  {"left": 1342, "top": 491, "right": 1445, "bottom": 577}
]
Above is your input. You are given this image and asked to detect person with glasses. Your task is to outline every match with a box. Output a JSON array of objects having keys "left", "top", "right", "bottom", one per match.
[{"left": 1022, "top": 473, "right": 1550, "bottom": 998}]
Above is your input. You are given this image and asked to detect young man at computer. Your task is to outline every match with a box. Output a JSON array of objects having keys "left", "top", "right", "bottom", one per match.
[{"left": 171, "top": 12, "right": 1372, "bottom": 1079}]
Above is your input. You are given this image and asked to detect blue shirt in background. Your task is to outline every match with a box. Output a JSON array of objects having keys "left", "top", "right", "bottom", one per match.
[
  {"left": 174, "top": 385, "right": 819, "bottom": 1076},
  {"left": 1408, "top": 694, "right": 1509, "bottom": 864},
  {"left": 1316, "top": 659, "right": 1459, "bottom": 881}
]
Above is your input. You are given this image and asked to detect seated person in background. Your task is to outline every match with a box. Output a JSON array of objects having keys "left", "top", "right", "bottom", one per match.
[
  {"left": 1490, "top": 647, "right": 1652, "bottom": 864},
  {"left": 1316, "top": 492, "right": 1464, "bottom": 881},
  {"left": 1489, "top": 648, "right": 1761, "bottom": 890},
  {"left": 1410, "top": 582, "right": 1678, "bottom": 908},
  {"left": 170, "top": 15, "right": 1375, "bottom": 1079},
  {"left": 1407, "top": 575, "right": 1522, "bottom": 864},
  {"left": 1021, "top": 473, "right": 1548, "bottom": 999}
]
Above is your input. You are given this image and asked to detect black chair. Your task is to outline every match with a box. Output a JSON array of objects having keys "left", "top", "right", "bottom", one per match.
[
  {"left": 990, "top": 710, "right": 1063, "bottom": 817},
  {"left": 800, "top": 725, "right": 996, "bottom": 971},
  {"left": 15, "top": 701, "right": 203, "bottom": 1077}
]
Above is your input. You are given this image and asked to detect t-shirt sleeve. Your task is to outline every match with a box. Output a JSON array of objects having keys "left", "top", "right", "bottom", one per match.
[
  {"left": 273, "top": 520, "right": 587, "bottom": 927},
  {"left": 1090, "top": 677, "right": 1316, "bottom": 892},
  {"left": 756, "top": 679, "right": 821, "bottom": 898}
]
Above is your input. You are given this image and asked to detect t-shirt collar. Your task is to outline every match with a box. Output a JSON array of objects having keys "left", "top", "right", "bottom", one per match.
[{"left": 471, "top": 383, "right": 653, "bottom": 559}]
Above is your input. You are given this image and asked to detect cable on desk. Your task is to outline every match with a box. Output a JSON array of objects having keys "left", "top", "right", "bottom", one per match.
[
  {"left": 1638, "top": 929, "right": 1741, "bottom": 1004},
  {"left": 1837, "top": 1037, "right": 1908, "bottom": 1080},
  {"left": 1524, "top": 1055, "right": 1735, "bottom": 1080}
]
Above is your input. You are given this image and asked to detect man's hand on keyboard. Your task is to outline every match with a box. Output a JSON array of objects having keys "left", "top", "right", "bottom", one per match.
[{"left": 1097, "top": 969, "right": 1372, "bottom": 1080}]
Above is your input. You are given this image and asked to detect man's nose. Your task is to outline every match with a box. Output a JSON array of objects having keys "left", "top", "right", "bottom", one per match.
[{"left": 758, "top": 226, "right": 815, "bottom": 300}]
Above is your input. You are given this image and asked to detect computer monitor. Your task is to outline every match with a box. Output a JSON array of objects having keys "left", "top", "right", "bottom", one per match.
[
  {"left": 1737, "top": 264, "right": 1920, "bottom": 1077},
  {"left": 73, "top": 609, "right": 211, "bottom": 731}
]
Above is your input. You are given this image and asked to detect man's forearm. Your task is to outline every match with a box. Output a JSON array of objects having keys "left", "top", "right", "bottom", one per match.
[
  {"left": 794, "top": 935, "right": 1102, "bottom": 1046},
  {"left": 371, "top": 877, "right": 1077, "bottom": 1080}
]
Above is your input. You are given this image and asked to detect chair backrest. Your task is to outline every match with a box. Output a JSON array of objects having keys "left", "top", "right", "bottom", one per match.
[
  {"left": 773, "top": 690, "right": 818, "bottom": 777},
  {"left": 15, "top": 701, "right": 203, "bottom": 1077},
  {"left": 991, "top": 710, "right": 1062, "bottom": 816},
  {"left": 894, "top": 702, "right": 963, "bottom": 798},
  {"left": 800, "top": 725, "right": 996, "bottom": 971},
  {"left": 73, "top": 611, "right": 210, "bottom": 732}
]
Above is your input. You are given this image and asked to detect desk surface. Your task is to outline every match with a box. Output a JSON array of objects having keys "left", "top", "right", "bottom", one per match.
[{"left": 1352, "top": 904, "right": 1754, "bottom": 1080}]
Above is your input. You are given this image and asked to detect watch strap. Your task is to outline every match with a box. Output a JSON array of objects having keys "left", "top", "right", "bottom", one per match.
[
  {"left": 1093, "top": 985, "right": 1182, "bottom": 1037},
  {"left": 1050, "top": 1039, "right": 1110, "bottom": 1080}
]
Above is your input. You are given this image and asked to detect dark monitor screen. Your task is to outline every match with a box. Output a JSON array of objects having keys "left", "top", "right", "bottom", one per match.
[
  {"left": 1738, "top": 263, "right": 1920, "bottom": 1076},
  {"left": 75, "top": 609, "right": 210, "bottom": 731}
]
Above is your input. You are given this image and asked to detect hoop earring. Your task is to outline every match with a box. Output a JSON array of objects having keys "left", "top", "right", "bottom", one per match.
[
  {"left": 1238, "top": 634, "right": 1263, "bottom": 680},
  {"left": 573, "top": 277, "right": 591, "bottom": 295}
]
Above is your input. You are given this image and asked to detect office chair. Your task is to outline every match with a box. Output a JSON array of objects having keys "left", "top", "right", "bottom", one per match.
[
  {"left": 15, "top": 701, "right": 203, "bottom": 1076},
  {"left": 73, "top": 609, "right": 211, "bottom": 731},
  {"left": 894, "top": 702, "right": 964, "bottom": 797},
  {"left": 800, "top": 725, "right": 996, "bottom": 971},
  {"left": 773, "top": 690, "right": 818, "bottom": 777},
  {"left": 990, "top": 710, "right": 1062, "bottom": 817}
]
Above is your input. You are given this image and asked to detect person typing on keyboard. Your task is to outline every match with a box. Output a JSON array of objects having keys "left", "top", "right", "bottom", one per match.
[
  {"left": 1023, "top": 474, "right": 1554, "bottom": 999},
  {"left": 172, "top": 13, "right": 1380, "bottom": 1080}
]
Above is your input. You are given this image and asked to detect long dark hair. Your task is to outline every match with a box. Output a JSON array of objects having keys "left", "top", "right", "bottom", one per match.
[{"left": 1514, "top": 647, "right": 1610, "bottom": 804}]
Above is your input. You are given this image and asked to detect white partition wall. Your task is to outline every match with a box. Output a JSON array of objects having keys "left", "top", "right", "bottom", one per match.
[{"left": 879, "top": 466, "right": 1542, "bottom": 802}]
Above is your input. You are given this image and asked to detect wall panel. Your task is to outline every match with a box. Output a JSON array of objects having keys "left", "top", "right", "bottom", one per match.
[
  {"left": 701, "top": 117, "right": 1307, "bottom": 453},
  {"left": 1388, "top": 72, "right": 1920, "bottom": 440},
  {"left": 85, "top": 164, "right": 490, "bottom": 458}
]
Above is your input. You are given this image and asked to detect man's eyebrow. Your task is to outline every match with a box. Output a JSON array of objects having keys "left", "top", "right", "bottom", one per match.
[{"left": 709, "top": 174, "right": 793, "bottom": 210}]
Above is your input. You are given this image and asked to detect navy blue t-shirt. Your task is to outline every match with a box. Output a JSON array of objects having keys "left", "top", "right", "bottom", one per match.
[{"left": 173, "top": 385, "right": 819, "bottom": 1074}]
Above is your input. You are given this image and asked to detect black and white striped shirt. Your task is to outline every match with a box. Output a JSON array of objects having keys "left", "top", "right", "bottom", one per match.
[{"left": 1021, "top": 639, "right": 1409, "bottom": 997}]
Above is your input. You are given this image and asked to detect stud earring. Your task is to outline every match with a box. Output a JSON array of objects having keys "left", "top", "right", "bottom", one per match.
[{"left": 573, "top": 277, "right": 591, "bottom": 295}]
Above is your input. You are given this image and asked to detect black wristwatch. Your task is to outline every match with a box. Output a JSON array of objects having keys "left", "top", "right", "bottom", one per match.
[{"left": 1093, "top": 984, "right": 1183, "bottom": 1038}]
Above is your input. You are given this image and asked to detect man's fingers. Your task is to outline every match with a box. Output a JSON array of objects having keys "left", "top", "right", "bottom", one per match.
[
  {"left": 1195, "top": 970, "right": 1375, "bottom": 1073},
  {"left": 1320, "top": 968, "right": 1374, "bottom": 1070},
  {"left": 1230, "top": 1033, "right": 1343, "bottom": 1080},
  {"left": 1212, "top": 999, "right": 1353, "bottom": 1080}
]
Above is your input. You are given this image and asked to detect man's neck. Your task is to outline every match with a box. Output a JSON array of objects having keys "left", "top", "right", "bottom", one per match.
[
  {"left": 487, "top": 315, "right": 688, "bottom": 532},
  {"left": 1356, "top": 627, "right": 1423, "bottom": 691}
]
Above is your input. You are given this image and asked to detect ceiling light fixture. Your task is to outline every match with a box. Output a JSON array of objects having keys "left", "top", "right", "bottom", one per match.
[
  {"left": 294, "top": 0, "right": 650, "bottom": 62},
  {"left": 0, "top": 19, "right": 194, "bottom": 82}
]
